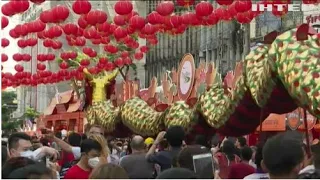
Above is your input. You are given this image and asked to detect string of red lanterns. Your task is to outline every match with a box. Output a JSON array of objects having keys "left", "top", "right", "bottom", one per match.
[{"left": 1, "top": 0, "right": 319, "bottom": 89}]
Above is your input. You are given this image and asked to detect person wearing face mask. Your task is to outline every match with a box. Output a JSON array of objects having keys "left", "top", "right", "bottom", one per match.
[
  {"left": 8, "top": 132, "right": 59, "bottom": 161},
  {"left": 64, "top": 139, "right": 102, "bottom": 179}
]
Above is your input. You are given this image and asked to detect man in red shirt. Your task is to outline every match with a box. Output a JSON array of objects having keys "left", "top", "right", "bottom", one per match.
[
  {"left": 64, "top": 139, "right": 102, "bottom": 179},
  {"left": 228, "top": 146, "right": 255, "bottom": 179}
]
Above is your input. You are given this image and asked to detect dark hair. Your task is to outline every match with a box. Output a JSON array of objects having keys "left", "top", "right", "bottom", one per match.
[
  {"left": 8, "top": 132, "right": 31, "bottom": 150},
  {"left": 80, "top": 139, "right": 102, "bottom": 154},
  {"left": 165, "top": 126, "right": 185, "bottom": 147},
  {"left": 263, "top": 131, "right": 304, "bottom": 177},
  {"left": 222, "top": 140, "right": 236, "bottom": 161},
  {"left": 159, "top": 139, "right": 169, "bottom": 150},
  {"left": 177, "top": 145, "right": 209, "bottom": 171},
  {"left": 298, "top": 170, "right": 320, "bottom": 179},
  {"left": 39, "top": 137, "right": 50, "bottom": 147},
  {"left": 55, "top": 132, "right": 62, "bottom": 139},
  {"left": 237, "top": 137, "right": 247, "bottom": 147},
  {"left": 2, "top": 145, "right": 8, "bottom": 166},
  {"left": 241, "top": 146, "right": 253, "bottom": 161},
  {"left": 255, "top": 143, "right": 264, "bottom": 169},
  {"left": 211, "top": 135, "right": 220, "bottom": 147},
  {"left": 68, "top": 132, "right": 82, "bottom": 146},
  {"left": 156, "top": 168, "right": 198, "bottom": 179},
  {"left": 195, "top": 135, "right": 209, "bottom": 148},
  {"left": 7, "top": 163, "right": 54, "bottom": 179},
  {"left": 2, "top": 157, "right": 36, "bottom": 178},
  {"left": 89, "top": 163, "right": 129, "bottom": 179}
]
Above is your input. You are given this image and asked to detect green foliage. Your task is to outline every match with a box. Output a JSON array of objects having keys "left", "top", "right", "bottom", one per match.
[
  {"left": 24, "top": 107, "right": 40, "bottom": 119},
  {"left": 1, "top": 91, "right": 19, "bottom": 132}
]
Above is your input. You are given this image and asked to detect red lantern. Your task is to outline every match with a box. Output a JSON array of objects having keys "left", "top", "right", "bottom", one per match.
[
  {"left": 1, "top": 54, "right": 8, "bottom": 62},
  {"left": 40, "top": 10, "right": 54, "bottom": 23},
  {"left": 89, "top": 51, "right": 97, "bottom": 58},
  {"left": 147, "top": 11, "right": 164, "bottom": 25},
  {"left": 129, "top": 15, "right": 145, "bottom": 30},
  {"left": 1, "top": 38, "right": 10, "bottom": 47},
  {"left": 86, "top": 10, "right": 107, "bottom": 25},
  {"left": 134, "top": 52, "right": 144, "bottom": 60},
  {"left": 176, "top": 0, "right": 195, "bottom": 6},
  {"left": 22, "top": 54, "right": 31, "bottom": 62},
  {"left": 142, "top": 23, "right": 156, "bottom": 35},
  {"left": 114, "top": 58, "right": 124, "bottom": 67},
  {"left": 52, "top": 5, "right": 69, "bottom": 22},
  {"left": 169, "top": 15, "right": 183, "bottom": 28},
  {"left": 52, "top": 40, "right": 62, "bottom": 49},
  {"left": 234, "top": 0, "right": 252, "bottom": 13},
  {"left": 140, "top": 46, "right": 149, "bottom": 53},
  {"left": 47, "top": 54, "right": 56, "bottom": 61},
  {"left": 101, "top": 37, "right": 110, "bottom": 44},
  {"left": 156, "top": 1, "right": 174, "bottom": 16},
  {"left": 205, "top": 11, "right": 219, "bottom": 25},
  {"left": 75, "top": 37, "right": 86, "bottom": 46},
  {"left": 80, "top": 59, "right": 90, "bottom": 67},
  {"left": 104, "top": 45, "right": 118, "bottom": 54},
  {"left": 27, "top": 38, "right": 37, "bottom": 46},
  {"left": 15, "top": 24, "right": 28, "bottom": 37},
  {"left": 17, "top": 39, "right": 27, "bottom": 48},
  {"left": 99, "top": 57, "right": 108, "bottom": 64},
  {"left": 216, "top": 0, "right": 234, "bottom": 5},
  {"left": 123, "top": 57, "right": 132, "bottom": 65},
  {"left": 82, "top": 47, "right": 93, "bottom": 56},
  {"left": 114, "top": 0, "right": 133, "bottom": 15},
  {"left": 59, "top": 62, "right": 69, "bottom": 69},
  {"left": 114, "top": 15, "right": 126, "bottom": 26},
  {"left": 78, "top": 15, "right": 88, "bottom": 29},
  {"left": 63, "top": 23, "right": 78, "bottom": 35},
  {"left": 1, "top": 3, "right": 15, "bottom": 17},
  {"left": 113, "top": 27, "right": 128, "bottom": 40},
  {"left": 30, "top": 0, "right": 45, "bottom": 4},
  {"left": 32, "top": 20, "right": 46, "bottom": 32},
  {"left": 272, "top": 4, "right": 288, "bottom": 17},
  {"left": 121, "top": 51, "right": 130, "bottom": 58},
  {"left": 195, "top": 1, "right": 214, "bottom": 17},
  {"left": 37, "top": 63, "right": 46, "bottom": 71},
  {"left": 69, "top": 52, "right": 77, "bottom": 59},
  {"left": 9, "top": 0, "right": 30, "bottom": 14},
  {"left": 9, "top": 29, "right": 19, "bottom": 38},
  {"left": 72, "top": 0, "right": 91, "bottom": 15},
  {"left": 14, "top": 64, "right": 24, "bottom": 72},
  {"left": 1, "top": 17, "right": 9, "bottom": 29}
]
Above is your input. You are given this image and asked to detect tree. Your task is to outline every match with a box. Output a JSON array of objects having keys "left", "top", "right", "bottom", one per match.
[{"left": 1, "top": 91, "right": 20, "bottom": 133}]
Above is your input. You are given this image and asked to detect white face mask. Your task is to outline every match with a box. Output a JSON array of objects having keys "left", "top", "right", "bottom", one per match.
[
  {"left": 88, "top": 157, "right": 100, "bottom": 168},
  {"left": 20, "top": 150, "right": 34, "bottom": 159}
]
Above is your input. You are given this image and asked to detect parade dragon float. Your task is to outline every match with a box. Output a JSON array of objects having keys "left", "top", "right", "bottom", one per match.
[{"left": 80, "top": 24, "right": 320, "bottom": 137}]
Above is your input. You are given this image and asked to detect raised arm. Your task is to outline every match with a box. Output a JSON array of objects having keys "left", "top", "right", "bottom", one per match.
[
  {"left": 83, "top": 68, "right": 93, "bottom": 81},
  {"left": 105, "top": 68, "right": 119, "bottom": 82}
]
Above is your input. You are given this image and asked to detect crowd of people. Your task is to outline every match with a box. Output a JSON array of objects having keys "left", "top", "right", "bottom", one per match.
[{"left": 1, "top": 124, "right": 320, "bottom": 179}]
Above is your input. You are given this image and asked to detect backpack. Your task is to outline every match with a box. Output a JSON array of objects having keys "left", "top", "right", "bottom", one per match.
[
  {"left": 215, "top": 152, "right": 241, "bottom": 179},
  {"left": 59, "top": 160, "right": 78, "bottom": 179}
]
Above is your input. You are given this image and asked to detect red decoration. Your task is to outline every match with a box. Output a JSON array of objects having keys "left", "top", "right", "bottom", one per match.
[
  {"left": 113, "top": 27, "right": 128, "bottom": 40},
  {"left": 123, "top": 57, "right": 132, "bottom": 65},
  {"left": 9, "top": 29, "right": 19, "bottom": 38},
  {"left": 156, "top": 1, "right": 174, "bottom": 16},
  {"left": 86, "top": 10, "right": 107, "bottom": 25},
  {"left": 216, "top": 0, "right": 234, "bottom": 5},
  {"left": 17, "top": 39, "right": 27, "bottom": 48},
  {"left": 99, "top": 57, "right": 108, "bottom": 64},
  {"left": 121, "top": 51, "right": 130, "bottom": 58},
  {"left": 1, "top": 3, "right": 15, "bottom": 16},
  {"left": 234, "top": 0, "right": 252, "bottom": 13},
  {"left": 1, "top": 54, "right": 8, "bottom": 62},
  {"left": 22, "top": 54, "right": 31, "bottom": 62},
  {"left": 1, "top": 38, "right": 10, "bottom": 47},
  {"left": 114, "top": 15, "right": 126, "bottom": 26},
  {"left": 72, "top": 0, "right": 92, "bottom": 15},
  {"left": 129, "top": 15, "right": 145, "bottom": 30},
  {"left": 78, "top": 15, "right": 88, "bottom": 29},
  {"left": 52, "top": 5, "right": 70, "bottom": 23},
  {"left": 40, "top": 10, "right": 54, "bottom": 23},
  {"left": 83, "top": 47, "right": 93, "bottom": 56},
  {"left": 59, "top": 62, "right": 69, "bottom": 69},
  {"left": 104, "top": 45, "right": 118, "bottom": 54},
  {"left": 114, "top": 58, "right": 124, "bottom": 67},
  {"left": 30, "top": 0, "right": 45, "bottom": 4},
  {"left": 75, "top": 37, "right": 86, "bottom": 46},
  {"left": 114, "top": 0, "right": 133, "bottom": 15},
  {"left": 134, "top": 52, "right": 144, "bottom": 60},
  {"left": 14, "top": 64, "right": 24, "bottom": 72},
  {"left": 176, "top": 0, "right": 195, "bottom": 6},
  {"left": 140, "top": 46, "right": 149, "bottom": 53},
  {"left": 1, "top": 17, "right": 9, "bottom": 29},
  {"left": 147, "top": 11, "right": 164, "bottom": 25},
  {"left": 26, "top": 38, "right": 37, "bottom": 46},
  {"left": 142, "top": 23, "right": 156, "bottom": 35},
  {"left": 63, "top": 23, "right": 78, "bottom": 35},
  {"left": 195, "top": 1, "right": 214, "bottom": 17},
  {"left": 9, "top": 0, "right": 30, "bottom": 14},
  {"left": 52, "top": 40, "right": 63, "bottom": 49}
]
